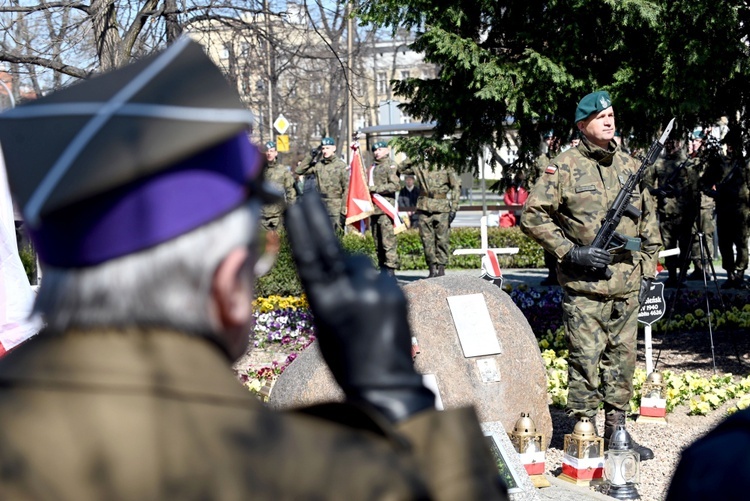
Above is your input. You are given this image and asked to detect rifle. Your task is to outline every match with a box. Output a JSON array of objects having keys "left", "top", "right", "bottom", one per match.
[{"left": 590, "top": 118, "right": 675, "bottom": 279}]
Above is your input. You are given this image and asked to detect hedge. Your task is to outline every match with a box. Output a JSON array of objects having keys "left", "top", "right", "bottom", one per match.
[{"left": 255, "top": 226, "right": 545, "bottom": 297}]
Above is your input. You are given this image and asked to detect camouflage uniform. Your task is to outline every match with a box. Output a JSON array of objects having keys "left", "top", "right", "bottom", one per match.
[
  {"left": 533, "top": 152, "right": 560, "bottom": 284},
  {"left": 700, "top": 154, "right": 750, "bottom": 286},
  {"left": 400, "top": 162, "right": 461, "bottom": 275},
  {"left": 296, "top": 153, "right": 349, "bottom": 231},
  {"left": 643, "top": 149, "right": 699, "bottom": 284},
  {"left": 521, "top": 137, "right": 661, "bottom": 418},
  {"left": 686, "top": 154, "right": 716, "bottom": 276},
  {"left": 261, "top": 159, "right": 297, "bottom": 231},
  {"left": 367, "top": 155, "right": 401, "bottom": 270}
]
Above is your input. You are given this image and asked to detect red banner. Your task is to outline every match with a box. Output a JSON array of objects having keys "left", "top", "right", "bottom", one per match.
[{"left": 345, "top": 143, "right": 374, "bottom": 228}]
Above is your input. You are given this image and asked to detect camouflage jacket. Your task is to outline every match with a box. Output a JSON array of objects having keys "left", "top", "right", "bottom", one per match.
[
  {"left": 262, "top": 160, "right": 297, "bottom": 217},
  {"left": 643, "top": 150, "right": 699, "bottom": 218},
  {"left": 367, "top": 155, "right": 401, "bottom": 216},
  {"left": 399, "top": 161, "right": 461, "bottom": 213},
  {"left": 531, "top": 152, "right": 554, "bottom": 187},
  {"left": 700, "top": 154, "right": 750, "bottom": 208},
  {"left": 685, "top": 155, "right": 716, "bottom": 210},
  {"left": 296, "top": 153, "right": 349, "bottom": 216},
  {"left": 521, "top": 136, "right": 661, "bottom": 297}
]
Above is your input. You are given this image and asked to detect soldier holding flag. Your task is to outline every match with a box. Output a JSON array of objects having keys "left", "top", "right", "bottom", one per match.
[{"left": 367, "top": 141, "right": 405, "bottom": 274}]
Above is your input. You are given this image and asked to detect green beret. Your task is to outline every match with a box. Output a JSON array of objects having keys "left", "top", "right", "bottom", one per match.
[
  {"left": 321, "top": 137, "right": 335, "bottom": 146},
  {"left": 692, "top": 127, "right": 705, "bottom": 139},
  {"left": 371, "top": 140, "right": 388, "bottom": 151},
  {"left": 574, "top": 90, "right": 612, "bottom": 123},
  {"left": 542, "top": 130, "right": 554, "bottom": 139},
  {"left": 265, "top": 141, "right": 276, "bottom": 150}
]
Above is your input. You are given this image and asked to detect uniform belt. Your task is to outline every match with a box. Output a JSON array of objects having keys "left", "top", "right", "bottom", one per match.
[{"left": 421, "top": 193, "right": 447, "bottom": 199}]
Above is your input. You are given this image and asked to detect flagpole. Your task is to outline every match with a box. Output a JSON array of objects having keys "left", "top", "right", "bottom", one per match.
[{"left": 346, "top": 2, "right": 354, "bottom": 166}]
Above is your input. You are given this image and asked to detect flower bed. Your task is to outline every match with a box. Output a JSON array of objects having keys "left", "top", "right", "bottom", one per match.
[{"left": 242, "top": 287, "right": 750, "bottom": 414}]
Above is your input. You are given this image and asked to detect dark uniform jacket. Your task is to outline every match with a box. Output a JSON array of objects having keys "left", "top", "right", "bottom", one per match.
[
  {"left": 0, "top": 329, "right": 506, "bottom": 500},
  {"left": 521, "top": 136, "right": 661, "bottom": 297}
]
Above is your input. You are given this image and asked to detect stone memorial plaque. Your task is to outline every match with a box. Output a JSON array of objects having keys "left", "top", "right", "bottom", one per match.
[
  {"left": 481, "top": 421, "right": 539, "bottom": 501},
  {"left": 477, "top": 358, "right": 501, "bottom": 383},
  {"left": 422, "top": 374, "right": 444, "bottom": 410},
  {"left": 447, "top": 293, "right": 502, "bottom": 358}
]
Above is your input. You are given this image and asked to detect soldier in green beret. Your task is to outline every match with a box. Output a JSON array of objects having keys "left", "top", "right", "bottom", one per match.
[
  {"left": 400, "top": 152, "right": 461, "bottom": 278},
  {"left": 532, "top": 131, "right": 561, "bottom": 286},
  {"left": 261, "top": 140, "right": 297, "bottom": 231},
  {"left": 521, "top": 90, "right": 661, "bottom": 460},
  {"left": 295, "top": 137, "right": 349, "bottom": 232},
  {"left": 367, "top": 141, "right": 402, "bottom": 274},
  {"left": 685, "top": 128, "right": 717, "bottom": 281}
]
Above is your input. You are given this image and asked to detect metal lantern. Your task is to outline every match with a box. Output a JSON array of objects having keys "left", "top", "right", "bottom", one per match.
[
  {"left": 604, "top": 424, "right": 641, "bottom": 500},
  {"left": 508, "top": 413, "right": 548, "bottom": 486},
  {"left": 560, "top": 417, "right": 605, "bottom": 485},
  {"left": 639, "top": 371, "right": 667, "bottom": 422}
]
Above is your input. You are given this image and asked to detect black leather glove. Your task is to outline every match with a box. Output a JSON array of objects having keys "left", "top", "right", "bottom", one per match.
[
  {"left": 448, "top": 211, "right": 457, "bottom": 225},
  {"left": 564, "top": 245, "right": 612, "bottom": 269},
  {"left": 310, "top": 147, "right": 320, "bottom": 157},
  {"left": 285, "top": 192, "right": 434, "bottom": 422},
  {"left": 639, "top": 277, "right": 653, "bottom": 305}
]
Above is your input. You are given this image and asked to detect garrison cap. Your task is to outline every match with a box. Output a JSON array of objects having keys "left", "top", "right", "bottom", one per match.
[
  {"left": 371, "top": 140, "right": 388, "bottom": 152},
  {"left": 265, "top": 140, "right": 277, "bottom": 150},
  {"left": 574, "top": 90, "right": 612, "bottom": 123},
  {"left": 321, "top": 137, "right": 335, "bottom": 146},
  {"left": 0, "top": 37, "right": 272, "bottom": 268}
]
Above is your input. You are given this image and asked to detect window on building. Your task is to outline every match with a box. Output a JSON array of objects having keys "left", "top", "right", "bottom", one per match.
[
  {"left": 220, "top": 44, "right": 230, "bottom": 60},
  {"left": 400, "top": 114, "right": 412, "bottom": 124},
  {"left": 376, "top": 72, "right": 388, "bottom": 95},
  {"left": 400, "top": 70, "right": 410, "bottom": 80}
]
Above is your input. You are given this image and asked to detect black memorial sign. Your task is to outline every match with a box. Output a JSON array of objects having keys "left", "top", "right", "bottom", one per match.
[{"left": 638, "top": 281, "right": 665, "bottom": 325}]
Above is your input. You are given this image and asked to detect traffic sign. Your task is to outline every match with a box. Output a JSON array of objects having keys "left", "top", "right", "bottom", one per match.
[
  {"left": 273, "top": 114, "right": 290, "bottom": 134},
  {"left": 276, "top": 134, "right": 289, "bottom": 152}
]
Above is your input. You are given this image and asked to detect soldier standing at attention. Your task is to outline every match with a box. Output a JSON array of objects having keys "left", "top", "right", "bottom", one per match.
[
  {"left": 368, "top": 141, "right": 402, "bottom": 275},
  {"left": 700, "top": 128, "right": 750, "bottom": 290},
  {"left": 400, "top": 156, "right": 461, "bottom": 278},
  {"left": 295, "top": 137, "right": 348, "bottom": 232},
  {"left": 643, "top": 138, "right": 698, "bottom": 287},
  {"left": 521, "top": 90, "right": 660, "bottom": 460},
  {"left": 261, "top": 140, "right": 296, "bottom": 231},
  {"left": 686, "top": 128, "right": 717, "bottom": 281},
  {"left": 0, "top": 40, "right": 507, "bottom": 500}
]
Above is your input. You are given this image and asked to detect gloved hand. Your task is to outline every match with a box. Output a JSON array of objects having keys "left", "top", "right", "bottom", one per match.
[
  {"left": 564, "top": 245, "right": 612, "bottom": 269},
  {"left": 285, "top": 192, "right": 434, "bottom": 422},
  {"left": 639, "top": 277, "right": 653, "bottom": 305},
  {"left": 448, "top": 211, "right": 457, "bottom": 225}
]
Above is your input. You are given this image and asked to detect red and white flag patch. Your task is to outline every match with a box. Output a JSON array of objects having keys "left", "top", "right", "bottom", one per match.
[{"left": 545, "top": 165, "right": 557, "bottom": 174}]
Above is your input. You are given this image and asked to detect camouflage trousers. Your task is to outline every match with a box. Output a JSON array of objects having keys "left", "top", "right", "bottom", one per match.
[
  {"left": 418, "top": 211, "right": 451, "bottom": 266},
  {"left": 691, "top": 207, "right": 715, "bottom": 270},
  {"left": 324, "top": 198, "right": 344, "bottom": 233},
  {"left": 562, "top": 290, "right": 639, "bottom": 418},
  {"left": 659, "top": 214, "right": 694, "bottom": 274},
  {"left": 716, "top": 205, "right": 750, "bottom": 272},
  {"left": 261, "top": 213, "right": 283, "bottom": 232},
  {"left": 371, "top": 213, "right": 399, "bottom": 269}
]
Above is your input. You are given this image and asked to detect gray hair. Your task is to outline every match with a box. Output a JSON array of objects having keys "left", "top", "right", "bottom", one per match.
[{"left": 34, "top": 202, "right": 261, "bottom": 335}]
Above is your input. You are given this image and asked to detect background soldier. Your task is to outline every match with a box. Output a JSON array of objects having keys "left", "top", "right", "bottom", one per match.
[
  {"left": 368, "top": 141, "right": 401, "bottom": 274},
  {"left": 400, "top": 157, "right": 461, "bottom": 277},
  {"left": 295, "top": 137, "right": 348, "bottom": 232},
  {"left": 261, "top": 140, "right": 296, "bottom": 231},
  {"left": 521, "top": 90, "right": 660, "bottom": 461},
  {"left": 644, "top": 138, "right": 698, "bottom": 287},
  {"left": 0, "top": 40, "right": 506, "bottom": 500},
  {"left": 686, "top": 128, "right": 717, "bottom": 281},
  {"left": 533, "top": 131, "right": 562, "bottom": 285},
  {"left": 700, "top": 128, "right": 750, "bottom": 289}
]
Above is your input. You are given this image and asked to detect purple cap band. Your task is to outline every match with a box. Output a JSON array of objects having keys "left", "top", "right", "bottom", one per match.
[{"left": 31, "top": 133, "right": 263, "bottom": 268}]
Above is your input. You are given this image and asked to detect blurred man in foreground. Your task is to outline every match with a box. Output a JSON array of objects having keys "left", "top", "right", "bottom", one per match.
[{"left": 0, "top": 39, "right": 505, "bottom": 500}]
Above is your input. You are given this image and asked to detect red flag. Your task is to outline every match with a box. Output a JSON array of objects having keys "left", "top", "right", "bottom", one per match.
[{"left": 345, "top": 142, "right": 374, "bottom": 227}]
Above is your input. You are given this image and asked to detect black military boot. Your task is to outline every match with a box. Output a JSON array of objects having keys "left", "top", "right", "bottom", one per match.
[
  {"left": 381, "top": 267, "right": 396, "bottom": 277},
  {"left": 721, "top": 270, "right": 737, "bottom": 290},
  {"left": 428, "top": 264, "right": 437, "bottom": 278},
  {"left": 735, "top": 270, "right": 749, "bottom": 290},
  {"left": 436, "top": 265, "right": 445, "bottom": 277},
  {"left": 603, "top": 408, "right": 654, "bottom": 461}
]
